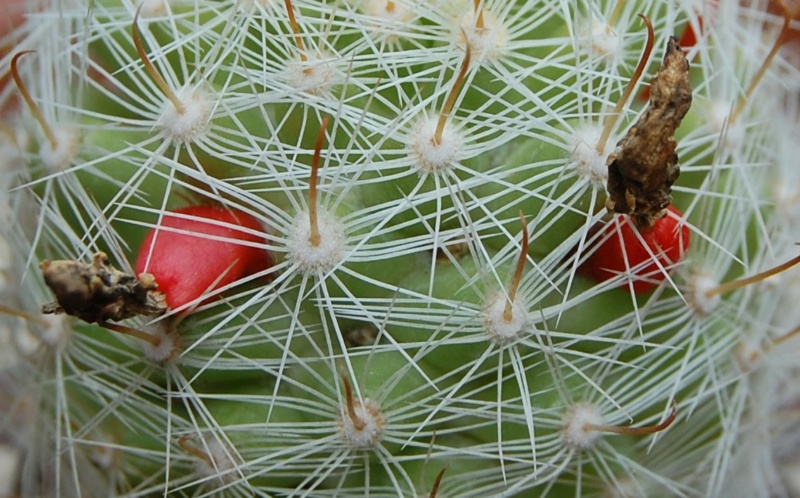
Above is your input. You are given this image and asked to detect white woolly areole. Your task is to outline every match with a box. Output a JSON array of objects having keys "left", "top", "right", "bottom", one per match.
[
  {"left": 570, "top": 125, "right": 609, "bottom": 189},
  {"left": 561, "top": 402, "right": 604, "bottom": 451},
  {"left": 193, "top": 439, "right": 236, "bottom": 484},
  {"left": 585, "top": 21, "right": 620, "bottom": 61},
  {"left": 482, "top": 292, "right": 530, "bottom": 345},
  {"left": 160, "top": 88, "right": 212, "bottom": 143},
  {"left": 457, "top": 9, "right": 507, "bottom": 61},
  {"left": 686, "top": 273, "right": 721, "bottom": 317},
  {"left": 338, "top": 398, "right": 385, "bottom": 450},
  {"left": 363, "top": 0, "right": 413, "bottom": 41},
  {"left": 40, "top": 128, "right": 80, "bottom": 171},
  {"left": 286, "top": 53, "right": 334, "bottom": 95},
  {"left": 36, "top": 314, "right": 71, "bottom": 350},
  {"left": 140, "top": 324, "right": 181, "bottom": 364},
  {"left": 408, "top": 117, "right": 463, "bottom": 174},
  {"left": 286, "top": 210, "right": 347, "bottom": 275}
]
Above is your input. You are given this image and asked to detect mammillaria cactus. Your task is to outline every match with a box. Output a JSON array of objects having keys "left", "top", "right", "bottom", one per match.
[{"left": 2, "top": 0, "right": 800, "bottom": 496}]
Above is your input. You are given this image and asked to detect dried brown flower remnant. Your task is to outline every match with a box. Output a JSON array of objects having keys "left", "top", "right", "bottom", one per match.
[
  {"left": 606, "top": 36, "right": 692, "bottom": 229},
  {"left": 41, "top": 252, "right": 167, "bottom": 325}
]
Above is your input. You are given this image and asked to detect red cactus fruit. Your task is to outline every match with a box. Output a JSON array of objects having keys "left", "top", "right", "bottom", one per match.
[
  {"left": 580, "top": 205, "right": 690, "bottom": 293},
  {"left": 135, "top": 206, "right": 272, "bottom": 310}
]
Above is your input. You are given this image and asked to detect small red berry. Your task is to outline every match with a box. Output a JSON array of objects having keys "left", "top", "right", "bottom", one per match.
[
  {"left": 135, "top": 206, "right": 272, "bottom": 310},
  {"left": 677, "top": 14, "right": 703, "bottom": 52},
  {"left": 580, "top": 205, "right": 690, "bottom": 293}
]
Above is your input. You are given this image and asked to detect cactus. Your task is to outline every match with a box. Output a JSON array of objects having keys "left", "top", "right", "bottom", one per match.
[{"left": 2, "top": 0, "right": 800, "bottom": 496}]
